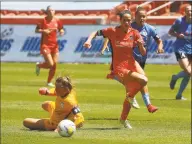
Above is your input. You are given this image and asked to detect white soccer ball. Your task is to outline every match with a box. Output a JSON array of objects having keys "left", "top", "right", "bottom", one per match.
[{"left": 57, "top": 119, "right": 76, "bottom": 137}]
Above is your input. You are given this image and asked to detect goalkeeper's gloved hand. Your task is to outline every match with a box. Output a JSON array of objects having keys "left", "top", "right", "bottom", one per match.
[{"left": 39, "top": 87, "right": 49, "bottom": 95}]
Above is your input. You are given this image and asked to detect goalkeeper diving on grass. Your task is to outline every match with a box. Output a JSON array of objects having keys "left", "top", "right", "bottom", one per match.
[{"left": 23, "top": 76, "right": 84, "bottom": 131}]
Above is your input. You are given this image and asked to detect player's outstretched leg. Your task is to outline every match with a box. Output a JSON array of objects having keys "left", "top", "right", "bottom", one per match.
[
  {"left": 175, "top": 74, "right": 190, "bottom": 100},
  {"left": 36, "top": 62, "right": 40, "bottom": 76},
  {"left": 170, "top": 71, "right": 187, "bottom": 90},
  {"left": 140, "top": 86, "right": 158, "bottom": 113}
]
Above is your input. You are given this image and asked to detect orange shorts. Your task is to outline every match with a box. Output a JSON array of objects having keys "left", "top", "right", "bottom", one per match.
[
  {"left": 107, "top": 61, "right": 143, "bottom": 97},
  {"left": 108, "top": 60, "right": 138, "bottom": 82},
  {"left": 40, "top": 44, "right": 59, "bottom": 55}
]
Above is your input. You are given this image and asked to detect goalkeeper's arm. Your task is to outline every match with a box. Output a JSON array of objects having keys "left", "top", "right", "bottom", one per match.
[
  {"left": 39, "top": 87, "right": 57, "bottom": 96},
  {"left": 67, "top": 106, "right": 84, "bottom": 128}
]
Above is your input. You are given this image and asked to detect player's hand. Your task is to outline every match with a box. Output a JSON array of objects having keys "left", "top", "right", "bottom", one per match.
[
  {"left": 43, "top": 29, "right": 52, "bottom": 35},
  {"left": 59, "top": 29, "right": 64, "bottom": 36},
  {"left": 137, "top": 39, "right": 144, "bottom": 46},
  {"left": 177, "top": 34, "right": 185, "bottom": 39},
  {"left": 157, "top": 48, "right": 164, "bottom": 54},
  {"left": 39, "top": 87, "right": 49, "bottom": 95},
  {"left": 54, "top": 127, "right": 58, "bottom": 132},
  {"left": 83, "top": 41, "right": 92, "bottom": 49}
]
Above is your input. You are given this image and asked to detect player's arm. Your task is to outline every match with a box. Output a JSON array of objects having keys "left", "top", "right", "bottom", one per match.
[
  {"left": 39, "top": 87, "right": 57, "bottom": 96},
  {"left": 168, "top": 19, "right": 184, "bottom": 39},
  {"left": 168, "top": 28, "right": 185, "bottom": 39},
  {"left": 35, "top": 24, "right": 51, "bottom": 35},
  {"left": 154, "top": 36, "right": 164, "bottom": 54},
  {"left": 137, "top": 40, "right": 146, "bottom": 56},
  {"left": 101, "top": 38, "right": 109, "bottom": 54},
  {"left": 57, "top": 19, "right": 65, "bottom": 36},
  {"left": 84, "top": 27, "right": 113, "bottom": 49},
  {"left": 83, "top": 31, "right": 98, "bottom": 49},
  {"left": 135, "top": 31, "right": 146, "bottom": 56},
  {"left": 150, "top": 26, "right": 164, "bottom": 53},
  {"left": 66, "top": 106, "right": 84, "bottom": 128}
]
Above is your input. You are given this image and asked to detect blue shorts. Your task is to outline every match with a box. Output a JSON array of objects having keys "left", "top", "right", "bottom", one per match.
[{"left": 175, "top": 52, "right": 192, "bottom": 61}]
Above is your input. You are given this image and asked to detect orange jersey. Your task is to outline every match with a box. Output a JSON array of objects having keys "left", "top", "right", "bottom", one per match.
[
  {"left": 37, "top": 17, "right": 63, "bottom": 48},
  {"left": 102, "top": 26, "right": 143, "bottom": 72}
]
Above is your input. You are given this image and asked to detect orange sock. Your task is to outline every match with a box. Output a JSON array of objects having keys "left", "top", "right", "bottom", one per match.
[
  {"left": 38, "top": 62, "right": 50, "bottom": 69},
  {"left": 47, "top": 64, "right": 56, "bottom": 83},
  {"left": 120, "top": 99, "right": 131, "bottom": 120}
]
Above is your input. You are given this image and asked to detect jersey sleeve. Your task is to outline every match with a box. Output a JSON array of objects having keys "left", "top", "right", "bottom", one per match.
[
  {"left": 97, "top": 27, "right": 114, "bottom": 38},
  {"left": 36, "top": 19, "right": 44, "bottom": 29},
  {"left": 150, "top": 26, "right": 160, "bottom": 41},
  {"left": 57, "top": 19, "right": 63, "bottom": 30},
  {"left": 170, "top": 18, "right": 181, "bottom": 33}
]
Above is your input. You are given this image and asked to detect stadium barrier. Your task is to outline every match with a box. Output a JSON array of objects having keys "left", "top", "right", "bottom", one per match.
[
  {"left": 1, "top": 24, "right": 177, "bottom": 64},
  {"left": 1, "top": 15, "right": 107, "bottom": 25},
  {"left": 1, "top": 15, "right": 178, "bottom": 25}
]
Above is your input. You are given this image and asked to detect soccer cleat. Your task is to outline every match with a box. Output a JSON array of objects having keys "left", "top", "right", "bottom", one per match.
[
  {"left": 47, "top": 82, "right": 55, "bottom": 87},
  {"left": 126, "top": 96, "right": 138, "bottom": 109},
  {"left": 36, "top": 62, "right": 40, "bottom": 76},
  {"left": 176, "top": 96, "right": 187, "bottom": 100},
  {"left": 132, "top": 98, "right": 140, "bottom": 109},
  {"left": 147, "top": 104, "right": 158, "bottom": 113},
  {"left": 169, "top": 75, "right": 177, "bottom": 90},
  {"left": 119, "top": 119, "right": 132, "bottom": 129}
]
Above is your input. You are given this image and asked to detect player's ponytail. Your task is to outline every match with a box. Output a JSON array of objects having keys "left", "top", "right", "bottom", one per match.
[{"left": 41, "top": 5, "right": 52, "bottom": 15}]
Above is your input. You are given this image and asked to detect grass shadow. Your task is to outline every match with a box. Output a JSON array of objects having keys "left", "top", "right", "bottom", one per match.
[
  {"left": 86, "top": 118, "right": 118, "bottom": 121},
  {"left": 80, "top": 127, "right": 121, "bottom": 131},
  {"left": 150, "top": 98, "right": 176, "bottom": 100}
]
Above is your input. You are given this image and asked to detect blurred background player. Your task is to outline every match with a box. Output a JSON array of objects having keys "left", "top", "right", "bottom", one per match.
[
  {"left": 23, "top": 76, "right": 84, "bottom": 131},
  {"left": 169, "top": 5, "right": 191, "bottom": 100},
  {"left": 101, "top": 7, "right": 163, "bottom": 112},
  {"left": 84, "top": 10, "right": 148, "bottom": 129},
  {"left": 35, "top": 6, "right": 64, "bottom": 87}
]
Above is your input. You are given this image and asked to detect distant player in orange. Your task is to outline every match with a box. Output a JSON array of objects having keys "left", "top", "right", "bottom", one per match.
[
  {"left": 35, "top": 6, "right": 64, "bottom": 87},
  {"left": 23, "top": 76, "right": 84, "bottom": 131},
  {"left": 84, "top": 10, "right": 148, "bottom": 129}
]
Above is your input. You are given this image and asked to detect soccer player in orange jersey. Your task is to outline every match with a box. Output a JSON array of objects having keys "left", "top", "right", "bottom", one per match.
[
  {"left": 35, "top": 6, "right": 64, "bottom": 87},
  {"left": 84, "top": 10, "right": 148, "bottom": 129},
  {"left": 23, "top": 76, "right": 84, "bottom": 131},
  {"left": 101, "top": 7, "right": 162, "bottom": 112}
]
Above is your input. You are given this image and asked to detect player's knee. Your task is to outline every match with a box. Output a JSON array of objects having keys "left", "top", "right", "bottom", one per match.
[
  {"left": 186, "top": 68, "right": 191, "bottom": 76},
  {"left": 140, "top": 75, "right": 148, "bottom": 86},
  {"left": 42, "top": 101, "right": 51, "bottom": 111},
  {"left": 23, "top": 118, "right": 30, "bottom": 128}
]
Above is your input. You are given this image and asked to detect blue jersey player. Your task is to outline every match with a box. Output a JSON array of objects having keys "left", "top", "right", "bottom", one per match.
[
  {"left": 101, "top": 7, "right": 164, "bottom": 113},
  {"left": 169, "top": 5, "right": 191, "bottom": 100}
]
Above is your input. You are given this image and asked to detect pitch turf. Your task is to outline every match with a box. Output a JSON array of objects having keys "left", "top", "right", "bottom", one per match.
[{"left": 1, "top": 63, "right": 191, "bottom": 144}]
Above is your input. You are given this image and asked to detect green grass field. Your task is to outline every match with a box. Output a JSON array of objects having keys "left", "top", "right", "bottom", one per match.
[{"left": 1, "top": 63, "right": 191, "bottom": 144}]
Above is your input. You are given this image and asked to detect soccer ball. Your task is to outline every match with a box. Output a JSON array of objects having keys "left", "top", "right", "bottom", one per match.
[{"left": 57, "top": 119, "right": 76, "bottom": 137}]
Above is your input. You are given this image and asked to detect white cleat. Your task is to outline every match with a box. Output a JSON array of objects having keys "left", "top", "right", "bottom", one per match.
[
  {"left": 47, "top": 82, "right": 55, "bottom": 87},
  {"left": 36, "top": 62, "right": 40, "bottom": 76},
  {"left": 126, "top": 96, "right": 140, "bottom": 109},
  {"left": 120, "top": 119, "right": 132, "bottom": 129},
  {"left": 132, "top": 98, "right": 140, "bottom": 109}
]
